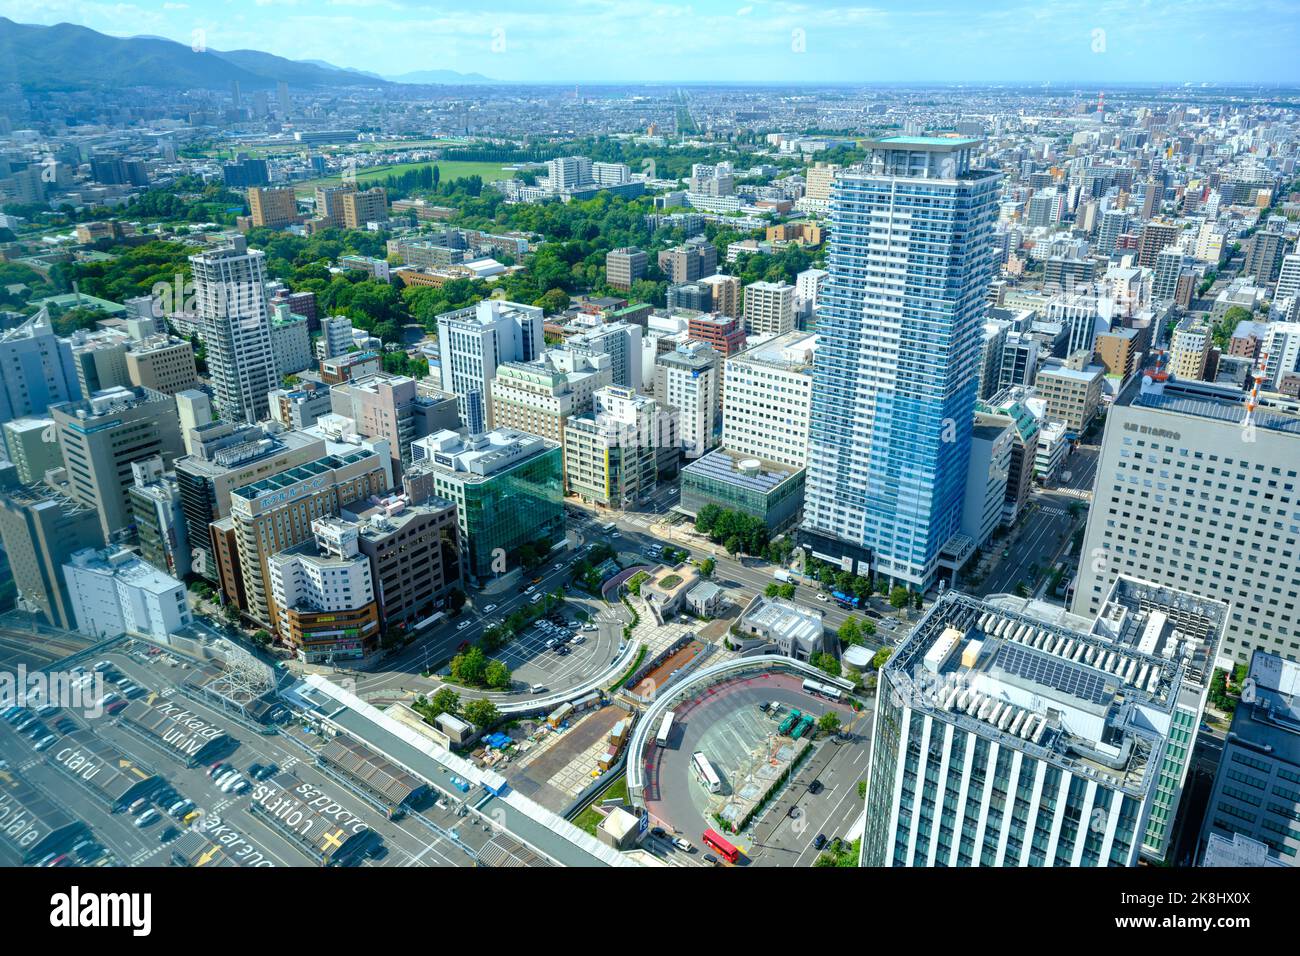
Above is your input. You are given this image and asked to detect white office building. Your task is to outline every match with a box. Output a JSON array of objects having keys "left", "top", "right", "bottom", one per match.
[
  {"left": 318, "top": 315, "right": 356, "bottom": 360},
  {"left": 267, "top": 517, "right": 375, "bottom": 623},
  {"left": 742, "top": 280, "right": 796, "bottom": 337},
  {"left": 63, "top": 547, "right": 192, "bottom": 642},
  {"left": 270, "top": 304, "right": 313, "bottom": 376},
  {"left": 862, "top": 578, "right": 1228, "bottom": 866},
  {"left": 1074, "top": 374, "right": 1300, "bottom": 665},
  {"left": 436, "top": 299, "right": 544, "bottom": 433},
  {"left": 721, "top": 330, "right": 816, "bottom": 469},
  {"left": 654, "top": 340, "right": 720, "bottom": 460}
]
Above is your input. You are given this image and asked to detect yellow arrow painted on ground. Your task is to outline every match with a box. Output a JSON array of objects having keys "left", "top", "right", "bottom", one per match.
[{"left": 197, "top": 846, "right": 221, "bottom": 866}]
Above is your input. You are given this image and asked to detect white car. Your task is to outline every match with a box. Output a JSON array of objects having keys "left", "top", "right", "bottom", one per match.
[
  {"left": 484, "top": 604, "right": 498, "bottom": 613},
  {"left": 816, "top": 593, "right": 829, "bottom": 603},
  {"left": 457, "top": 620, "right": 471, "bottom": 631}
]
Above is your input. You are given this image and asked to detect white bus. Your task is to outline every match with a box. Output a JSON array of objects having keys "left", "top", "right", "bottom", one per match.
[
  {"left": 691, "top": 751, "right": 722, "bottom": 794},
  {"left": 413, "top": 611, "right": 446, "bottom": 633},
  {"left": 655, "top": 711, "right": 676, "bottom": 748},
  {"left": 601, "top": 521, "right": 617, "bottom": 533},
  {"left": 802, "top": 678, "right": 843, "bottom": 702}
]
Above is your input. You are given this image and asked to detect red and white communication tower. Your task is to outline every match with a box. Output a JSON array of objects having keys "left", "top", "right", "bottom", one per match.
[{"left": 1244, "top": 350, "right": 1270, "bottom": 428}]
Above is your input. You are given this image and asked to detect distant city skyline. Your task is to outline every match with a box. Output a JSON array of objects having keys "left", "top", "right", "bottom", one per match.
[{"left": 2, "top": 0, "right": 1299, "bottom": 85}]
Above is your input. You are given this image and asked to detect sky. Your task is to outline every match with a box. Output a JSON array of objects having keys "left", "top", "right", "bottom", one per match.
[{"left": 3, "top": 0, "right": 1299, "bottom": 85}]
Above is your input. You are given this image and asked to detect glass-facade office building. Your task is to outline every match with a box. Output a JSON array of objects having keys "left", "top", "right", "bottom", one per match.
[
  {"left": 416, "top": 441, "right": 564, "bottom": 582},
  {"left": 801, "top": 138, "right": 1000, "bottom": 591},
  {"left": 679, "top": 448, "right": 805, "bottom": 531}
]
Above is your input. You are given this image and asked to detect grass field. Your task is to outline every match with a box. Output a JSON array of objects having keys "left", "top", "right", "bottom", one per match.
[
  {"left": 203, "top": 138, "right": 472, "bottom": 161},
  {"left": 293, "top": 159, "right": 513, "bottom": 196}
]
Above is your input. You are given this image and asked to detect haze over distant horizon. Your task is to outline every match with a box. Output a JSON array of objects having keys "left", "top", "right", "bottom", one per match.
[{"left": 1, "top": 0, "right": 1297, "bottom": 86}]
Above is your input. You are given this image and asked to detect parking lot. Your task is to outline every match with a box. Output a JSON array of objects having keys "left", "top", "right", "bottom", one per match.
[
  {"left": 491, "top": 608, "right": 620, "bottom": 695},
  {"left": 2, "top": 640, "right": 489, "bottom": 868}
]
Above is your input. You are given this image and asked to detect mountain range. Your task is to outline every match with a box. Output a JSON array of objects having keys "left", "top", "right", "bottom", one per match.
[{"left": 0, "top": 19, "right": 410, "bottom": 92}]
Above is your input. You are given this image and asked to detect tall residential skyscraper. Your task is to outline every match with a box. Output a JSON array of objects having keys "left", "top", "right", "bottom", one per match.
[
  {"left": 1074, "top": 375, "right": 1300, "bottom": 665},
  {"left": 190, "top": 236, "right": 279, "bottom": 424},
  {"left": 801, "top": 137, "right": 1000, "bottom": 591}
]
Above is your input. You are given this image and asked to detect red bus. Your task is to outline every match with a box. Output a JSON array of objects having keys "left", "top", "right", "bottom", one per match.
[{"left": 702, "top": 827, "right": 740, "bottom": 864}]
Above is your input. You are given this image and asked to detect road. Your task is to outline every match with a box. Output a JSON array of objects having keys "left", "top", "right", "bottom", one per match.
[
  {"left": 976, "top": 444, "right": 1098, "bottom": 599},
  {"left": 349, "top": 537, "right": 597, "bottom": 700}
]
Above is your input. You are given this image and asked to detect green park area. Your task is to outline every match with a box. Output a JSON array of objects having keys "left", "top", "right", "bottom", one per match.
[{"left": 294, "top": 159, "right": 514, "bottom": 195}]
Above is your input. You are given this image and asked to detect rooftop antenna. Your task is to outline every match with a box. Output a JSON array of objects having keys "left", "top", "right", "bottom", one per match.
[{"left": 1244, "top": 349, "right": 1269, "bottom": 428}]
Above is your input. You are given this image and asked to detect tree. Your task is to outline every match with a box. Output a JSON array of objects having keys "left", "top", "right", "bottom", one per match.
[
  {"left": 811, "top": 651, "right": 841, "bottom": 678},
  {"left": 463, "top": 698, "right": 500, "bottom": 729},
  {"left": 871, "top": 647, "right": 892, "bottom": 670},
  {"left": 451, "top": 646, "right": 488, "bottom": 686},
  {"left": 765, "top": 582, "right": 780, "bottom": 598},
  {"left": 423, "top": 687, "right": 460, "bottom": 721},
  {"left": 777, "top": 582, "right": 796, "bottom": 600},
  {"left": 838, "top": 617, "right": 862, "bottom": 647},
  {"left": 535, "top": 287, "right": 571, "bottom": 315},
  {"left": 699, "top": 557, "right": 715, "bottom": 578},
  {"left": 484, "top": 660, "right": 512, "bottom": 690},
  {"left": 860, "top": 619, "right": 876, "bottom": 638},
  {"left": 252, "top": 629, "right": 270, "bottom": 646},
  {"left": 818, "top": 712, "right": 841, "bottom": 734},
  {"left": 911, "top": 590, "right": 923, "bottom": 610},
  {"left": 889, "top": 586, "right": 910, "bottom": 611},
  {"left": 446, "top": 588, "right": 467, "bottom": 613}
]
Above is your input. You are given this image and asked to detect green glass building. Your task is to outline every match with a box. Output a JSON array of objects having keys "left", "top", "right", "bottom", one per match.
[{"left": 407, "top": 429, "right": 564, "bottom": 583}]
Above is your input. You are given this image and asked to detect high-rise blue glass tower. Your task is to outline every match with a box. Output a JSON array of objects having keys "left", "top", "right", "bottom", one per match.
[{"left": 801, "top": 138, "right": 1000, "bottom": 591}]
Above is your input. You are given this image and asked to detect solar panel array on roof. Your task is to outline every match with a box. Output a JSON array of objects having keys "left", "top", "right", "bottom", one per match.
[
  {"left": 681, "top": 450, "right": 794, "bottom": 491},
  {"left": 319, "top": 735, "right": 425, "bottom": 810},
  {"left": 994, "top": 643, "right": 1111, "bottom": 706}
]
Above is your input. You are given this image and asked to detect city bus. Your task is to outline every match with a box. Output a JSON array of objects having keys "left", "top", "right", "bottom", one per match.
[
  {"left": 655, "top": 711, "right": 676, "bottom": 748},
  {"left": 412, "top": 611, "right": 446, "bottom": 633},
  {"left": 802, "top": 678, "right": 844, "bottom": 702},
  {"left": 701, "top": 827, "right": 740, "bottom": 864},
  {"left": 690, "top": 751, "right": 722, "bottom": 794}
]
